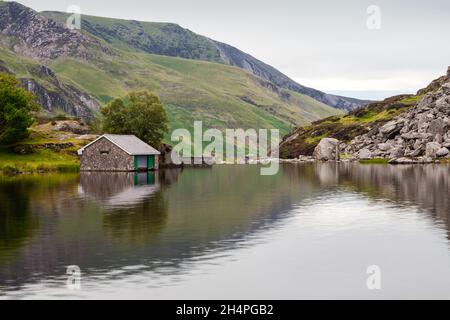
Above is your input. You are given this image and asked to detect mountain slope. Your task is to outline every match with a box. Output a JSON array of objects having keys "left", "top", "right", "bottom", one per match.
[
  {"left": 0, "top": 1, "right": 343, "bottom": 138},
  {"left": 42, "top": 10, "right": 369, "bottom": 111}
]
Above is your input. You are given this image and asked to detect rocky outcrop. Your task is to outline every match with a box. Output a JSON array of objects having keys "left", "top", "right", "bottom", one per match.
[
  {"left": 343, "top": 71, "right": 450, "bottom": 161},
  {"left": 0, "top": 1, "right": 111, "bottom": 60},
  {"left": 19, "top": 65, "right": 99, "bottom": 119},
  {"left": 51, "top": 120, "right": 90, "bottom": 134},
  {"left": 313, "top": 138, "right": 340, "bottom": 161},
  {"left": 278, "top": 95, "right": 410, "bottom": 159}
]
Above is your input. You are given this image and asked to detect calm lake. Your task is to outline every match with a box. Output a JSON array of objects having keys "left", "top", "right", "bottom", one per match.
[{"left": 0, "top": 163, "right": 449, "bottom": 299}]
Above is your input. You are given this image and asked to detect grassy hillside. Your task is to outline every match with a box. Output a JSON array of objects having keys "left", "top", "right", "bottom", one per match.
[
  {"left": 0, "top": 2, "right": 343, "bottom": 147},
  {"left": 47, "top": 49, "right": 342, "bottom": 138},
  {"left": 41, "top": 10, "right": 368, "bottom": 111},
  {"left": 1, "top": 43, "right": 342, "bottom": 139}
]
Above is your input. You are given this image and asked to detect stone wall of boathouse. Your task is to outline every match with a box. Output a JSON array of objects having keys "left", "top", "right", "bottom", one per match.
[{"left": 80, "top": 137, "right": 134, "bottom": 171}]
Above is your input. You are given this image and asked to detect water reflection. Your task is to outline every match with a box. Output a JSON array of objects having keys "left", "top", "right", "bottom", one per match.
[
  {"left": 309, "top": 163, "right": 450, "bottom": 238},
  {"left": 79, "top": 172, "right": 161, "bottom": 209},
  {"left": 0, "top": 179, "right": 38, "bottom": 258},
  {"left": 0, "top": 164, "right": 449, "bottom": 297}
]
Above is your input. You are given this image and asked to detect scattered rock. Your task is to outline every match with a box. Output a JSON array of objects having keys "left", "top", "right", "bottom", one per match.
[
  {"left": 425, "top": 142, "right": 442, "bottom": 158},
  {"left": 298, "top": 155, "right": 315, "bottom": 162},
  {"left": 377, "top": 142, "right": 392, "bottom": 151},
  {"left": 52, "top": 121, "right": 90, "bottom": 134},
  {"left": 436, "top": 147, "right": 449, "bottom": 157},
  {"left": 358, "top": 148, "right": 372, "bottom": 160},
  {"left": 389, "top": 157, "right": 415, "bottom": 164},
  {"left": 428, "top": 118, "right": 446, "bottom": 135},
  {"left": 380, "top": 120, "right": 403, "bottom": 138},
  {"left": 389, "top": 147, "right": 405, "bottom": 159},
  {"left": 343, "top": 70, "right": 450, "bottom": 162}
]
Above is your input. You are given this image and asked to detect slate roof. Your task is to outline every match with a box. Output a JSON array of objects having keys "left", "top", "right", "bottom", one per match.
[{"left": 78, "top": 134, "right": 160, "bottom": 156}]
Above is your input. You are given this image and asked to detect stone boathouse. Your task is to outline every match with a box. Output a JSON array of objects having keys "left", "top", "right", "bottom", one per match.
[{"left": 78, "top": 134, "right": 160, "bottom": 171}]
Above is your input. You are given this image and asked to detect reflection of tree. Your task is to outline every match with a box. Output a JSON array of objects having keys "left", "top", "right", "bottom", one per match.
[
  {"left": 158, "top": 168, "right": 183, "bottom": 189},
  {"left": 0, "top": 174, "right": 79, "bottom": 260},
  {"left": 0, "top": 181, "right": 38, "bottom": 257}
]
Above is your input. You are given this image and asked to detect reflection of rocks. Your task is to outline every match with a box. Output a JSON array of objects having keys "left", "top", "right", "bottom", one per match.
[
  {"left": 314, "top": 162, "right": 340, "bottom": 186},
  {"left": 311, "top": 163, "right": 450, "bottom": 236}
]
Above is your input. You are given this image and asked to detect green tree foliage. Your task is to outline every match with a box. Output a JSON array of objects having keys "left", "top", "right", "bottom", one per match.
[
  {"left": 0, "top": 73, "right": 39, "bottom": 144},
  {"left": 101, "top": 91, "right": 169, "bottom": 146}
]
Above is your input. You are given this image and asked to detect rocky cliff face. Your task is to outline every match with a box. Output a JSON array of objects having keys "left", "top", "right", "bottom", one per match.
[
  {"left": 0, "top": 2, "right": 102, "bottom": 119},
  {"left": 344, "top": 67, "right": 450, "bottom": 161},
  {"left": 20, "top": 66, "right": 99, "bottom": 119},
  {"left": 0, "top": 1, "right": 110, "bottom": 59}
]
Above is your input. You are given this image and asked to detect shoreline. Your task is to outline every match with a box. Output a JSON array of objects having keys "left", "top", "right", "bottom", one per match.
[{"left": 2, "top": 152, "right": 450, "bottom": 176}]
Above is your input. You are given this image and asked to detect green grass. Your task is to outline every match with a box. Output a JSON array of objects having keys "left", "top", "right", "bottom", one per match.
[
  {"left": 0, "top": 148, "right": 79, "bottom": 174},
  {"left": 47, "top": 50, "right": 341, "bottom": 139},
  {"left": 399, "top": 95, "right": 423, "bottom": 105},
  {"left": 359, "top": 158, "right": 389, "bottom": 164},
  {"left": 0, "top": 121, "right": 89, "bottom": 175},
  {"left": 338, "top": 108, "right": 407, "bottom": 125}
]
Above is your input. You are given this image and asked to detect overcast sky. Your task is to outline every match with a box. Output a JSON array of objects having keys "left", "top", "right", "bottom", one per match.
[{"left": 14, "top": 0, "right": 450, "bottom": 99}]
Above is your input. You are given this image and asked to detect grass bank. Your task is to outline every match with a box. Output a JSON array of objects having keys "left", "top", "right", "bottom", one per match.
[
  {"left": 0, "top": 120, "right": 93, "bottom": 175},
  {"left": 0, "top": 147, "right": 79, "bottom": 175}
]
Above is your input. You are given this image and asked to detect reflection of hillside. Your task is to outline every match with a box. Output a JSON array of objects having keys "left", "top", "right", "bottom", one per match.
[
  {"left": 307, "top": 163, "right": 450, "bottom": 237},
  {"left": 0, "top": 166, "right": 313, "bottom": 290}
]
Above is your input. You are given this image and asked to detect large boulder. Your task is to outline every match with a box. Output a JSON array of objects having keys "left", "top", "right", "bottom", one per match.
[
  {"left": 425, "top": 142, "right": 442, "bottom": 158},
  {"left": 377, "top": 142, "right": 392, "bottom": 151},
  {"left": 358, "top": 148, "right": 372, "bottom": 160},
  {"left": 379, "top": 120, "right": 404, "bottom": 138},
  {"left": 436, "top": 147, "right": 449, "bottom": 157},
  {"left": 313, "top": 138, "right": 340, "bottom": 161}
]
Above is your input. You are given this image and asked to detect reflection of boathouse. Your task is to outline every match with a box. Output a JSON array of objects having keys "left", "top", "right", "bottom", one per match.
[
  {"left": 78, "top": 172, "right": 160, "bottom": 208},
  {"left": 78, "top": 134, "right": 160, "bottom": 172}
]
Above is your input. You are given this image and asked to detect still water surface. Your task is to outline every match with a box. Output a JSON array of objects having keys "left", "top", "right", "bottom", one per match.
[{"left": 0, "top": 163, "right": 449, "bottom": 299}]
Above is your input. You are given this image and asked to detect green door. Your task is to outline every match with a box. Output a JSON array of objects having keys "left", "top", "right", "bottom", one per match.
[
  {"left": 134, "top": 156, "right": 138, "bottom": 171},
  {"left": 147, "top": 155, "right": 155, "bottom": 170}
]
